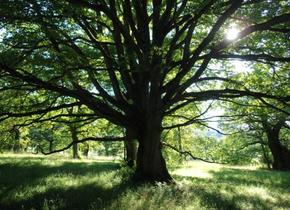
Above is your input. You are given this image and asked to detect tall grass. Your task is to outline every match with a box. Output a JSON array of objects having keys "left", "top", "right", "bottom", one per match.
[{"left": 0, "top": 154, "right": 289, "bottom": 210}]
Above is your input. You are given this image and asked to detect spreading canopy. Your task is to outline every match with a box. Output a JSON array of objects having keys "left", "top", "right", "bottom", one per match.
[{"left": 0, "top": 0, "right": 289, "bottom": 181}]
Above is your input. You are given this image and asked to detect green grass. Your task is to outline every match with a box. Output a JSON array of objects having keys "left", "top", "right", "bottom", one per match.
[{"left": 0, "top": 154, "right": 289, "bottom": 210}]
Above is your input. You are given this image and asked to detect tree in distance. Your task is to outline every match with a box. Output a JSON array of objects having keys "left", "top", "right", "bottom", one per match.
[{"left": 220, "top": 63, "right": 289, "bottom": 170}]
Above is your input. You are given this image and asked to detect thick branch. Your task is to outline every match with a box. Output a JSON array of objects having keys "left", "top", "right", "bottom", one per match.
[
  {"left": 183, "top": 89, "right": 290, "bottom": 102},
  {"left": 212, "top": 53, "right": 290, "bottom": 62}
]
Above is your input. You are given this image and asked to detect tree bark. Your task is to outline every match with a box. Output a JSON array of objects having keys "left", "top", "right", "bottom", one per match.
[
  {"left": 134, "top": 114, "right": 172, "bottom": 183},
  {"left": 72, "top": 142, "right": 79, "bottom": 159},
  {"left": 124, "top": 128, "right": 137, "bottom": 167},
  {"left": 266, "top": 130, "right": 290, "bottom": 171}
]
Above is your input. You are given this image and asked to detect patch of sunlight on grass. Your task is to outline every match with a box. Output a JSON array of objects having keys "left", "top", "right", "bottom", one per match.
[
  {"left": 173, "top": 168, "right": 213, "bottom": 178},
  {"left": 0, "top": 153, "right": 121, "bottom": 163},
  {"left": 0, "top": 153, "right": 43, "bottom": 158},
  {"left": 224, "top": 164, "right": 259, "bottom": 171},
  {"left": 230, "top": 185, "right": 280, "bottom": 210},
  {"left": 44, "top": 171, "right": 117, "bottom": 189},
  {"left": 242, "top": 186, "right": 276, "bottom": 202},
  {"left": 106, "top": 183, "right": 206, "bottom": 210},
  {"left": 172, "top": 160, "right": 221, "bottom": 178}
]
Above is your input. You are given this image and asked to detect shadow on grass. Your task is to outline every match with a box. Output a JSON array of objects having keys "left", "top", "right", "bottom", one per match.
[
  {"left": 1, "top": 180, "right": 133, "bottom": 210},
  {"left": 0, "top": 158, "right": 120, "bottom": 187},
  {"left": 0, "top": 157, "right": 127, "bottom": 210},
  {"left": 1, "top": 156, "right": 289, "bottom": 210}
]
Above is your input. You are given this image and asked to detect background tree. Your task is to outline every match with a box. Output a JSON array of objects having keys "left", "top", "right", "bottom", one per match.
[{"left": 220, "top": 63, "right": 290, "bottom": 170}]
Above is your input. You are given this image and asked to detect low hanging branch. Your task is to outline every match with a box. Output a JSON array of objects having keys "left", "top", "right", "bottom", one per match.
[
  {"left": 162, "top": 142, "right": 226, "bottom": 164},
  {"left": 0, "top": 102, "right": 82, "bottom": 120},
  {"left": 39, "top": 136, "right": 126, "bottom": 155}
]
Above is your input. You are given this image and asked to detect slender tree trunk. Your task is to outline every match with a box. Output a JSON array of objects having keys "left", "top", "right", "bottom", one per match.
[
  {"left": 104, "top": 143, "right": 109, "bottom": 156},
  {"left": 177, "top": 127, "right": 183, "bottom": 162},
  {"left": 72, "top": 142, "right": 79, "bottom": 159},
  {"left": 49, "top": 140, "right": 53, "bottom": 153},
  {"left": 11, "top": 127, "right": 20, "bottom": 153},
  {"left": 69, "top": 126, "right": 80, "bottom": 159},
  {"left": 124, "top": 128, "right": 138, "bottom": 167},
  {"left": 134, "top": 114, "right": 172, "bottom": 183},
  {"left": 82, "top": 143, "right": 89, "bottom": 157},
  {"left": 266, "top": 130, "right": 290, "bottom": 171}
]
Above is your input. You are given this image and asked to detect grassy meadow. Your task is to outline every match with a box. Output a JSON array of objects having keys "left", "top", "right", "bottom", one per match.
[{"left": 0, "top": 153, "right": 289, "bottom": 210}]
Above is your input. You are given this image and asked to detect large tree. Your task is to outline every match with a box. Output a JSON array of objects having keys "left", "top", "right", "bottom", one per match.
[{"left": 0, "top": 0, "right": 289, "bottom": 182}]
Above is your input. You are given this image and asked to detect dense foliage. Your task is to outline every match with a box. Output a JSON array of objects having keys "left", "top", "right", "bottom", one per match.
[{"left": 0, "top": 0, "right": 289, "bottom": 181}]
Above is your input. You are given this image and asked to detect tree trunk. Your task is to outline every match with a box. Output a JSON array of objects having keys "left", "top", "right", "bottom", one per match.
[
  {"left": 72, "top": 142, "right": 79, "bottom": 159},
  {"left": 82, "top": 143, "right": 89, "bottom": 157},
  {"left": 104, "top": 143, "right": 109, "bottom": 156},
  {"left": 266, "top": 130, "right": 290, "bottom": 171},
  {"left": 11, "top": 127, "right": 20, "bottom": 153},
  {"left": 124, "top": 128, "right": 138, "bottom": 167},
  {"left": 134, "top": 115, "right": 172, "bottom": 183},
  {"left": 69, "top": 126, "right": 80, "bottom": 159},
  {"left": 48, "top": 140, "right": 53, "bottom": 153}
]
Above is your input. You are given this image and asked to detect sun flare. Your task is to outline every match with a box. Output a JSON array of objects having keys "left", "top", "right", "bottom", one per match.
[{"left": 226, "top": 25, "right": 240, "bottom": 40}]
